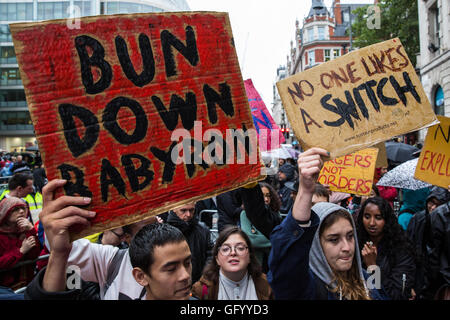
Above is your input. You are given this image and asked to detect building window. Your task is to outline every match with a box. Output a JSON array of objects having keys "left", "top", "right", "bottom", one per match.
[
  {"left": 74, "top": 1, "right": 92, "bottom": 16},
  {"left": 0, "top": 47, "right": 16, "bottom": 64},
  {"left": 0, "top": 68, "right": 21, "bottom": 86},
  {"left": 0, "top": 90, "right": 26, "bottom": 108},
  {"left": 318, "top": 26, "right": 325, "bottom": 40},
  {"left": 342, "top": 10, "right": 350, "bottom": 24},
  {"left": 324, "top": 49, "right": 331, "bottom": 61},
  {"left": 308, "top": 50, "right": 315, "bottom": 65},
  {"left": 434, "top": 85, "right": 444, "bottom": 116},
  {"left": 0, "top": 25, "right": 11, "bottom": 42},
  {"left": 38, "top": 2, "right": 70, "bottom": 20},
  {"left": 0, "top": 2, "right": 33, "bottom": 21},
  {"left": 333, "top": 49, "right": 340, "bottom": 59},
  {"left": 0, "top": 111, "right": 33, "bottom": 131},
  {"left": 307, "top": 28, "right": 314, "bottom": 42},
  {"left": 428, "top": 1, "right": 440, "bottom": 52}
]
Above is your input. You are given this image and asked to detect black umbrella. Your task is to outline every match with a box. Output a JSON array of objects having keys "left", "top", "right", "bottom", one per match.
[
  {"left": 385, "top": 141, "right": 419, "bottom": 163},
  {"left": 26, "top": 145, "right": 39, "bottom": 152}
]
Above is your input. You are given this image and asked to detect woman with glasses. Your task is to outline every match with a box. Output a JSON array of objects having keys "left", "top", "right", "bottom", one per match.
[
  {"left": 191, "top": 226, "right": 273, "bottom": 300},
  {"left": 240, "top": 182, "right": 281, "bottom": 273}
]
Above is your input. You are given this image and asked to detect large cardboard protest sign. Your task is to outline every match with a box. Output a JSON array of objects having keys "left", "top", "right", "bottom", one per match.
[
  {"left": 10, "top": 12, "right": 264, "bottom": 240},
  {"left": 277, "top": 38, "right": 438, "bottom": 159},
  {"left": 318, "top": 148, "right": 379, "bottom": 196},
  {"left": 373, "top": 142, "right": 388, "bottom": 169},
  {"left": 414, "top": 116, "right": 450, "bottom": 188},
  {"left": 244, "top": 79, "right": 285, "bottom": 151}
]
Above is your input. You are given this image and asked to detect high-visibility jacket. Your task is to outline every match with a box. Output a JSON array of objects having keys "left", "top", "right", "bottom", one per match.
[
  {"left": 24, "top": 192, "right": 43, "bottom": 211},
  {"left": 0, "top": 189, "right": 43, "bottom": 210}
]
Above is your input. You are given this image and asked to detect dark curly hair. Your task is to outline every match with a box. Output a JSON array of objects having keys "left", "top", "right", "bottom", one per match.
[
  {"left": 201, "top": 226, "right": 262, "bottom": 283},
  {"left": 259, "top": 182, "right": 281, "bottom": 213},
  {"left": 356, "top": 197, "right": 414, "bottom": 266}
]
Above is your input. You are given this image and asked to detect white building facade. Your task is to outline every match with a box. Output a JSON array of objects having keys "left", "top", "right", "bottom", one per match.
[{"left": 417, "top": 0, "right": 450, "bottom": 140}]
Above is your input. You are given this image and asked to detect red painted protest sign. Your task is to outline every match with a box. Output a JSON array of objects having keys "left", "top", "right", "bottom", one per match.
[
  {"left": 10, "top": 12, "right": 264, "bottom": 240},
  {"left": 244, "top": 79, "right": 285, "bottom": 151}
]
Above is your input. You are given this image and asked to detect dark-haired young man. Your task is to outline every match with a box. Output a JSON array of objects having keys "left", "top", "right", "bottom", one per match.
[{"left": 24, "top": 179, "right": 194, "bottom": 300}]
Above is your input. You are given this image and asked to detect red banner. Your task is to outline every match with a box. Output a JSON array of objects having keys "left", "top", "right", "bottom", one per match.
[{"left": 11, "top": 12, "right": 264, "bottom": 240}]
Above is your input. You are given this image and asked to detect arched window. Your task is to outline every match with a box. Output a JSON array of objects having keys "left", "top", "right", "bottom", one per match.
[{"left": 434, "top": 85, "right": 444, "bottom": 115}]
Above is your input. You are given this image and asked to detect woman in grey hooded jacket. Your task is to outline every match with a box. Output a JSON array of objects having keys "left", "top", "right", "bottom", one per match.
[{"left": 268, "top": 148, "right": 388, "bottom": 300}]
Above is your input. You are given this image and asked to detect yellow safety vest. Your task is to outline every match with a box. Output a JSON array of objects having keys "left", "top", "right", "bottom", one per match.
[
  {"left": 0, "top": 189, "right": 42, "bottom": 210},
  {"left": 24, "top": 192, "right": 43, "bottom": 211}
]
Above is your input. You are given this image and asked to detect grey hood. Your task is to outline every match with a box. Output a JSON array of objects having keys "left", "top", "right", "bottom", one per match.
[{"left": 309, "top": 202, "right": 366, "bottom": 289}]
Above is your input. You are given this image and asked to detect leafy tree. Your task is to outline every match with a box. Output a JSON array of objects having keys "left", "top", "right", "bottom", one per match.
[{"left": 351, "top": 0, "right": 419, "bottom": 67}]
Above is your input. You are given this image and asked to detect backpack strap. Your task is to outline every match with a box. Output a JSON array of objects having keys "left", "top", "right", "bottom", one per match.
[{"left": 103, "top": 249, "right": 127, "bottom": 296}]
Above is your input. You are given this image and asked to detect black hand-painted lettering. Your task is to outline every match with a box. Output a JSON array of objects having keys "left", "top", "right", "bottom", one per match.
[
  {"left": 75, "top": 35, "right": 112, "bottom": 94},
  {"left": 121, "top": 154, "right": 154, "bottom": 192},
  {"left": 102, "top": 97, "right": 148, "bottom": 145},
  {"left": 376, "top": 77, "right": 398, "bottom": 106},
  {"left": 152, "top": 92, "right": 197, "bottom": 131},
  {"left": 161, "top": 26, "right": 199, "bottom": 77},
  {"left": 287, "top": 80, "right": 314, "bottom": 104},
  {"left": 300, "top": 108, "right": 322, "bottom": 134},
  {"left": 203, "top": 83, "right": 234, "bottom": 124},
  {"left": 321, "top": 94, "right": 345, "bottom": 128},
  {"left": 389, "top": 71, "right": 421, "bottom": 106},
  {"left": 185, "top": 139, "right": 209, "bottom": 178},
  {"left": 100, "top": 158, "right": 127, "bottom": 202},
  {"left": 57, "top": 164, "right": 92, "bottom": 198},
  {"left": 150, "top": 142, "right": 178, "bottom": 184},
  {"left": 353, "top": 85, "right": 369, "bottom": 119},
  {"left": 58, "top": 104, "right": 99, "bottom": 158},
  {"left": 115, "top": 34, "right": 155, "bottom": 87},
  {"left": 333, "top": 91, "right": 360, "bottom": 129},
  {"left": 361, "top": 80, "right": 380, "bottom": 112}
]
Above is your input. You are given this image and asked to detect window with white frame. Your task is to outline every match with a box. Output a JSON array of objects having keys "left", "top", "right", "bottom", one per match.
[
  {"left": 308, "top": 50, "right": 315, "bottom": 65},
  {"left": 324, "top": 49, "right": 331, "bottom": 61},
  {"left": 307, "top": 28, "right": 314, "bottom": 42},
  {"left": 333, "top": 49, "right": 340, "bottom": 59},
  {"left": 318, "top": 26, "right": 325, "bottom": 40}
]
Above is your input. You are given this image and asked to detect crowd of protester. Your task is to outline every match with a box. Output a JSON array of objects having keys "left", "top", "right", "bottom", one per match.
[{"left": 0, "top": 147, "right": 449, "bottom": 301}]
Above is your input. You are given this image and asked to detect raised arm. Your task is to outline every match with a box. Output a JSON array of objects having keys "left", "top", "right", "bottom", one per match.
[
  {"left": 39, "top": 179, "right": 96, "bottom": 292},
  {"left": 292, "top": 148, "right": 328, "bottom": 222},
  {"left": 268, "top": 148, "right": 328, "bottom": 299}
]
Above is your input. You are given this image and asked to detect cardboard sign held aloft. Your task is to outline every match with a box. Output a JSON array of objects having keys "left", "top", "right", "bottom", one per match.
[
  {"left": 10, "top": 12, "right": 264, "bottom": 240},
  {"left": 318, "top": 148, "right": 379, "bottom": 196},
  {"left": 414, "top": 116, "right": 450, "bottom": 188},
  {"left": 244, "top": 79, "right": 285, "bottom": 151},
  {"left": 373, "top": 142, "right": 388, "bottom": 169},
  {"left": 277, "top": 38, "right": 438, "bottom": 159}
]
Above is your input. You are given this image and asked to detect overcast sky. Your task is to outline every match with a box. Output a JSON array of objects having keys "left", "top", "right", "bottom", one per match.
[{"left": 188, "top": 0, "right": 374, "bottom": 114}]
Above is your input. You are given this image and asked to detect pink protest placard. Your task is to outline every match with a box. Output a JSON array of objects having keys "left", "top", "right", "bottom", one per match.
[{"left": 244, "top": 79, "right": 285, "bottom": 151}]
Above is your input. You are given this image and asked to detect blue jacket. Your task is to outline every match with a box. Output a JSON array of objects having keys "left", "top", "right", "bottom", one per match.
[{"left": 268, "top": 210, "right": 388, "bottom": 300}]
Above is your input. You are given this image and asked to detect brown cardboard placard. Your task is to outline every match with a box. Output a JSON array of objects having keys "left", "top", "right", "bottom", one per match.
[
  {"left": 276, "top": 38, "right": 438, "bottom": 159},
  {"left": 10, "top": 12, "right": 264, "bottom": 240}
]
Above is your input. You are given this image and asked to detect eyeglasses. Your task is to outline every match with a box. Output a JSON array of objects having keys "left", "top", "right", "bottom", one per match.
[
  {"left": 110, "top": 230, "right": 125, "bottom": 238},
  {"left": 263, "top": 193, "right": 271, "bottom": 199},
  {"left": 219, "top": 244, "right": 248, "bottom": 256}
]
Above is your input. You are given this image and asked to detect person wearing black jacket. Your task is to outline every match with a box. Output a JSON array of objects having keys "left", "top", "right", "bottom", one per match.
[
  {"left": 428, "top": 190, "right": 450, "bottom": 299},
  {"left": 356, "top": 196, "right": 416, "bottom": 300},
  {"left": 407, "top": 186, "right": 450, "bottom": 299},
  {"left": 277, "top": 163, "right": 297, "bottom": 215},
  {"left": 216, "top": 189, "right": 242, "bottom": 232},
  {"left": 166, "top": 202, "right": 214, "bottom": 283}
]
